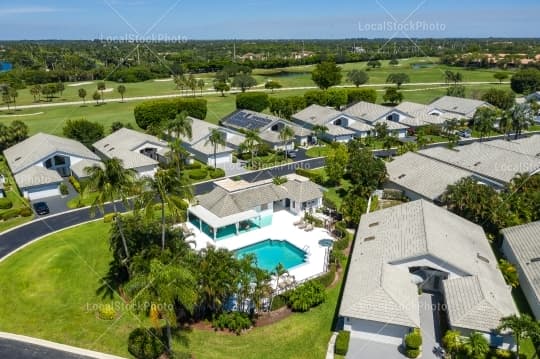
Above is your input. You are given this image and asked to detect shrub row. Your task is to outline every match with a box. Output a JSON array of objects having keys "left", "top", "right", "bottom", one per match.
[
  {"left": 288, "top": 280, "right": 326, "bottom": 312},
  {"left": 304, "top": 88, "right": 377, "bottom": 108},
  {"left": 404, "top": 329, "right": 422, "bottom": 358},
  {"left": 188, "top": 169, "right": 208, "bottom": 180},
  {"left": 185, "top": 162, "right": 202, "bottom": 170},
  {"left": 212, "top": 312, "right": 253, "bottom": 335},
  {"left": 316, "top": 266, "right": 336, "bottom": 288},
  {"left": 209, "top": 168, "right": 225, "bottom": 179},
  {"left": 295, "top": 168, "right": 324, "bottom": 185},
  {"left": 0, "top": 206, "right": 32, "bottom": 220},
  {"left": 236, "top": 92, "right": 269, "bottom": 112},
  {"left": 59, "top": 183, "right": 69, "bottom": 195},
  {"left": 127, "top": 328, "right": 167, "bottom": 359},
  {"left": 334, "top": 330, "right": 351, "bottom": 356},
  {"left": 0, "top": 197, "right": 13, "bottom": 209},
  {"left": 134, "top": 98, "right": 207, "bottom": 130}
]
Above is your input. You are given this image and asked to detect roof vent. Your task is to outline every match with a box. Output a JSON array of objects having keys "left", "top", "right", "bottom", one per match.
[
  {"left": 104, "top": 144, "right": 109, "bottom": 148},
  {"left": 369, "top": 222, "right": 379, "bottom": 228},
  {"left": 108, "top": 147, "right": 115, "bottom": 152},
  {"left": 477, "top": 253, "right": 490, "bottom": 263},
  {"left": 398, "top": 174, "right": 406, "bottom": 179},
  {"left": 14, "top": 156, "right": 21, "bottom": 161},
  {"left": 364, "top": 236, "right": 375, "bottom": 242},
  {"left": 531, "top": 258, "right": 540, "bottom": 263},
  {"left": 474, "top": 161, "right": 481, "bottom": 167}
]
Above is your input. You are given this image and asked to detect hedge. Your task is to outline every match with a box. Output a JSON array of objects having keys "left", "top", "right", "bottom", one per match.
[
  {"left": 271, "top": 294, "right": 288, "bottom": 311},
  {"left": 0, "top": 208, "right": 22, "bottom": 220},
  {"left": 304, "top": 89, "right": 328, "bottom": 106},
  {"left": 236, "top": 92, "right": 269, "bottom": 112},
  {"left": 188, "top": 169, "right": 208, "bottom": 180},
  {"left": 103, "top": 213, "right": 116, "bottom": 223},
  {"left": 127, "top": 328, "right": 167, "bottom": 359},
  {"left": 134, "top": 98, "right": 207, "bottom": 130},
  {"left": 0, "top": 197, "right": 13, "bottom": 209},
  {"left": 20, "top": 207, "right": 33, "bottom": 217},
  {"left": 316, "top": 267, "right": 336, "bottom": 288},
  {"left": 347, "top": 88, "right": 377, "bottom": 104},
  {"left": 288, "top": 280, "right": 326, "bottom": 312},
  {"left": 69, "top": 176, "right": 82, "bottom": 193},
  {"left": 405, "top": 348, "right": 420, "bottom": 358},
  {"left": 185, "top": 162, "right": 202, "bottom": 170},
  {"left": 295, "top": 168, "right": 324, "bottom": 185},
  {"left": 209, "top": 168, "right": 225, "bottom": 179},
  {"left": 59, "top": 183, "right": 69, "bottom": 195},
  {"left": 334, "top": 330, "right": 351, "bottom": 356},
  {"left": 212, "top": 312, "right": 253, "bottom": 335}
]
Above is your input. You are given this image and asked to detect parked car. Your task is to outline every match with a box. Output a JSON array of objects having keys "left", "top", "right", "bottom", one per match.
[
  {"left": 457, "top": 129, "right": 472, "bottom": 138},
  {"left": 33, "top": 202, "right": 50, "bottom": 215},
  {"left": 287, "top": 150, "right": 298, "bottom": 159}
]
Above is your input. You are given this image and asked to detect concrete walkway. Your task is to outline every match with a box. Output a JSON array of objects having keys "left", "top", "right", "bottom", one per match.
[
  {"left": 0, "top": 332, "right": 125, "bottom": 359},
  {"left": 418, "top": 293, "right": 443, "bottom": 359},
  {"left": 326, "top": 332, "right": 338, "bottom": 359}
]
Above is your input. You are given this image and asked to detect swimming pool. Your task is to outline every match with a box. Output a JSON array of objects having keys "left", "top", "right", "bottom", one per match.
[{"left": 235, "top": 239, "right": 307, "bottom": 272}]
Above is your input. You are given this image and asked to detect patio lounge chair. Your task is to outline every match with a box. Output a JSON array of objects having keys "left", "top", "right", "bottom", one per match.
[
  {"left": 298, "top": 222, "right": 307, "bottom": 229},
  {"left": 304, "top": 224, "right": 314, "bottom": 232},
  {"left": 293, "top": 219, "right": 303, "bottom": 226}
]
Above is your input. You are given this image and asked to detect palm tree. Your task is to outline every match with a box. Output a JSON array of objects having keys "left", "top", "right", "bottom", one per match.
[
  {"left": 126, "top": 259, "right": 197, "bottom": 353},
  {"left": 279, "top": 125, "right": 295, "bottom": 159},
  {"left": 167, "top": 138, "right": 190, "bottom": 175},
  {"left": 205, "top": 128, "right": 226, "bottom": 169},
  {"left": 442, "top": 330, "right": 462, "bottom": 359},
  {"left": 97, "top": 81, "right": 106, "bottom": 104},
  {"left": 166, "top": 111, "right": 192, "bottom": 140},
  {"left": 311, "top": 125, "right": 328, "bottom": 156},
  {"left": 462, "top": 332, "right": 490, "bottom": 359},
  {"left": 473, "top": 107, "right": 495, "bottom": 141},
  {"left": 117, "top": 85, "right": 126, "bottom": 102},
  {"left": 136, "top": 169, "right": 193, "bottom": 251},
  {"left": 510, "top": 103, "right": 534, "bottom": 140},
  {"left": 85, "top": 158, "right": 136, "bottom": 265},
  {"left": 197, "top": 79, "right": 205, "bottom": 96},
  {"left": 241, "top": 130, "right": 262, "bottom": 168},
  {"left": 269, "top": 263, "right": 288, "bottom": 311},
  {"left": 498, "top": 314, "right": 534, "bottom": 358},
  {"left": 526, "top": 321, "right": 540, "bottom": 359}
]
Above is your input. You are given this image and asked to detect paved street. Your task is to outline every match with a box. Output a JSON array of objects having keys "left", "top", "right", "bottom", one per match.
[{"left": 0, "top": 338, "right": 93, "bottom": 359}]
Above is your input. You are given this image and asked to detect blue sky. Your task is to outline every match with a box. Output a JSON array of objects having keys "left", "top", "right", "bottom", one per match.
[{"left": 0, "top": 0, "right": 538, "bottom": 40}]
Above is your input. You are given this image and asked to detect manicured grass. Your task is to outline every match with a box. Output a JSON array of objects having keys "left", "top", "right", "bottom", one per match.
[
  {"left": 306, "top": 145, "right": 332, "bottom": 158},
  {"left": 0, "top": 216, "right": 33, "bottom": 233},
  {"left": 0, "top": 219, "right": 341, "bottom": 359}
]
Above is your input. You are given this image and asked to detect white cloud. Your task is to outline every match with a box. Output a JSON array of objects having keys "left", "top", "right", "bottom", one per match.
[{"left": 0, "top": 6, "right": 62, "bottom": 15}]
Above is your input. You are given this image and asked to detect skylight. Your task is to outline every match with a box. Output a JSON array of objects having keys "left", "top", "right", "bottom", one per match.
[
  {"left": 477, "top": 253, "right": 489, "bottom": 263},
  {"left": 364, "top": 236, "right": 375, "bottom": 242},
  {"left": 369, "top": 222, "right": 379, "bottom": 228}
]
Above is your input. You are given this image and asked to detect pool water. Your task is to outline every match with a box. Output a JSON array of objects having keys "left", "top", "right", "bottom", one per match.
[{"left": 235, "top": 239, "right": 306, "bottom": 272}]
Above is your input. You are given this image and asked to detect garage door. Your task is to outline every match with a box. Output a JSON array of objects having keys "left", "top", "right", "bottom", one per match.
[
  {"left": 346, "top": 319, "right": 409, "bottom": 345},
  {"left": 24, "top": 184, "right": 61, "bottom": 201},
  {"left": 207, "top": 153, "right": 232, "bottom": 166}
]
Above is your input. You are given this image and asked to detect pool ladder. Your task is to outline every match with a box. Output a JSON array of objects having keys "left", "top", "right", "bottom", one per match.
[{"left": 302, "top": 246, "right": 311, "bottom": 262}]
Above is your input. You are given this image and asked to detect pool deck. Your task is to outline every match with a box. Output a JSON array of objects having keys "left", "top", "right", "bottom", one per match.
[{"left": 185, "top": 210, "right": 330, "bottom": 283}]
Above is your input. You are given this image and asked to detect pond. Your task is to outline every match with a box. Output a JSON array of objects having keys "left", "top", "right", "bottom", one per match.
[
  {"left": 262, "top": 71, "right": 311, "bottom": 78},
  {"left": 411, "top": 63, "right": 436, "bottom": 70}
]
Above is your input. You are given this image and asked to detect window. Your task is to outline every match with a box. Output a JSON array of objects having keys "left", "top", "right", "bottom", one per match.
[
  {"left": 44, "top": 158, "right": 53, "bottom": 168},
  {"left": 54, "top": 155, "right": 66, "bottom": 166}
]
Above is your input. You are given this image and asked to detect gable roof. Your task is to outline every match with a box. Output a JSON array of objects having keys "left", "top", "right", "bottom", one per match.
[
  {"left": 502, "top": 221, "right": 540, "bottom": 310},
  {"left": 178, "top": 117, "right": 238, "bottom": 156},
  {"left": 340, "top": 200, "right": 517, "bottom": 332},
  {"left": 429, "top": 96, "right": 490, "bottom": 118},
  {"left": 483, "top": 135, "right": 540, "bottom": 158},
  {"left": 4, "top": 133, "right": 100, "bottom": 174},
  {"left": 222, "top": 110, "right": 310, "bottom": 139},
  {"left": 386, "top": 152, "right": 473, "bottom": 200},
  {"left": 343, "top": 101, "right": 393, "bottom": 123},
  {"left": 14, "top": 166, "right": 63, "bottom": 188}
]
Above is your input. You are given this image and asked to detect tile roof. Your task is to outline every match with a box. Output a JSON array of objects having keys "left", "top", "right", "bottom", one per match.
[
  {"left": 340, "top": 200, "right": 517, "bottom": 332},
  {"left": 386, "top": 152, "right": 473, "bottom": 200},
  {"left": 292, "top": 104, "right": 342, "bottom": 126},
  {"left": 14, "top": 166, "right": 63, "bottom": 188},
  {"left": 429, "top": 96, "right": 491, "bottom": 118},
  {"left": 418, "top": 142, "right": 540, "bottom": 184},
  {"left": 484, "top": 135, "right": 540, "bottom": 158},
  {"left": 343, "top": 101, "right": 393, "bottom": 123},
  {"left": 70, "top": 159, "right": 103, "bottom": 179},
  {"left": 4, "top": 133, "right": 100, "bottom": 174},
  {"left": 501, "top": 221, "right": 540, "bottom": 310}
]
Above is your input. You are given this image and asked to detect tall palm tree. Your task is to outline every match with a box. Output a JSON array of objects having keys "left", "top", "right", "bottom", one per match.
[
  {"left": 241, "top": 130, "right": 262, "bottom": 168},
  {"left": 311, "top": 125, "right": 328, "bottom": 156},
  {"left": 510, "top": 103, "right": 534, "bottom": 140},
  {"left": 526, "top": 320, "right": 540, "bottom": 359},
  {"left": 167, "top": 111, "right": 192, "bottom": 140},
  {"left": 166, "top": 138, "right": 190, "bottom": 175},
  {"left": 126, "top": 259, "right": 197, "bottom": 353},
  {"left": 136, "top": 169, "right": 193, "bottom": 251},
  {"left": 498, "top": 314, "right": 534, "bottom": 358},
  {"left": 473, "top": 107, "right": 496, "bottom": 141},
  {"left": 205, "top": 129, "right": 227, "bottom": 169},
  {"left": 85, "top": 158, "right": 136, "bottom": 264},
  {"left": 279, "top": 126, "right": 295, "bottom": 159},
  {"left": 269, "top": 263, "right": 288, "bottom": 311},
  {"left": 462, "top": 332, "right": 490, "bottom": 359}
]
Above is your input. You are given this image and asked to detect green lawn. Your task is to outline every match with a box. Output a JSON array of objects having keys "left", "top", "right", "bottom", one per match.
[{"left": 0, "top": 220, "right": 341, "bottom": 359}]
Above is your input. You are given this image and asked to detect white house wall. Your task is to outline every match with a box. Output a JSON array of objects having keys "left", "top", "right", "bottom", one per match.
[
  {"left": 344, "top": 318, "right": 411, "bottom": 345},
  {"left": 23, "top": 183, "right": 61, "bottom": 201},
  {"left": 391, "top": 255, "right": 468, "bottom": 279},
  {"left": 134, "top": 165, "right": 158, "bottom": 178}
]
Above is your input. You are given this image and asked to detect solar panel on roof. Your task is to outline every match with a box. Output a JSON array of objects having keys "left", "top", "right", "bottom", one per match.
[{"left": 224, "top": 111, "right": 272, "bottom": 130}]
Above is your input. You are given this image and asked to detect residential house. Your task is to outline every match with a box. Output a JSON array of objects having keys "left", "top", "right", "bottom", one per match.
[
  {"left": 428, "top": 96, "right": 492, "bottom": 119},
  {"left": 342, "top": 101, "right": 409, "bottom": 138},
  {"left": 292, "top": 104, "right": 369, "bottom": 142},
  {"left": 417, "top": 137, "right": 540, "bottom": 185},
  {"left": 188, "top": 174, "right": 323, "bottom": 241},
  {"left": 340, "top": 200, "right": 517, "bottom": 349},
  {"left": 3, "top": 133, "right": 101, "bottom": 200},
  {"left": 176, "top": 117, "right": 242, "bottom": 167},
  {"left": 501, "top": 221, "right": 540, "bottom": 320},
  {"left": 93, "top": 128, "right": 169, "bottom": 178},
  {"left": 221, "top": 110, "right": 310, "bottom": 151}
]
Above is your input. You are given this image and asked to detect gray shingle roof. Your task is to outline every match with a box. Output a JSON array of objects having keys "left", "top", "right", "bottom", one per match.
[
  {"left": 176, "top": 117, "right": 241, "bottom": 156},
  {"left": 501, "top": 221, "right": 540, "bottom": 311},
  {"left": 14, "top": 166, "right": 63, "bottom": 188},
  {"left": 70, "top": 159, "right": 103, "bottom": 179},
  {"left": 340, "top": 200, "right": 517, "bottom": 332},
  {"left": 484, "top": 135, "right": 540, "bottom": 157},
  {"left": 343, "top": 101, "right": 393, "bottom": 123},
  {"left": 429, "top": 96, "right": 491, "bottom": 118},
  {"left": 386, "top": 152, "right": 473, "bottom": 200},
  {"left": 3, "top": 133, "right": 100, "bottom": 174},
  {"left": 418, "top": 142, "right": 540, "bottom": 184}
]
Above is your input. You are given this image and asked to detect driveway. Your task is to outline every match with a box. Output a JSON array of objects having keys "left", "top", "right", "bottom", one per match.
[
  {"left": 346, "top": 337, "right": 407, "bottom": 359},
  {"left": 0, "top": 338, "right": 93, "bottom": 359},
  {"left": 418, "top": 293, "right": 444, "bottom": 359},
  {"left": 30, "top": 181, "right": 78, "bottom": 217}
]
